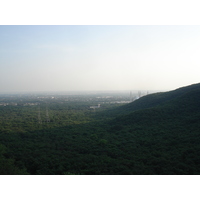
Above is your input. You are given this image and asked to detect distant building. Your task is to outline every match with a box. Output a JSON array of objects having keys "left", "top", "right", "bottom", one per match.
[{"left": 90, "top": 104, "right": 100, "bottom": 109}]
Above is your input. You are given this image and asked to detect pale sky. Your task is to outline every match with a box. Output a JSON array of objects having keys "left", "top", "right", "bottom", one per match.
[{"left": 0, "top": 25, "right": 200, "bottom": 93}]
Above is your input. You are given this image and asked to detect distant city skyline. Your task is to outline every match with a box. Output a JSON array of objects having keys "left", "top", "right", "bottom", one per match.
[{"left": 0, "top": 25, "right": 200, "bottom": 93}]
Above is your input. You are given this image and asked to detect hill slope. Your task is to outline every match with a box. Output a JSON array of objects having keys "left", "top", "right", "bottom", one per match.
[
  {"left": 126, "top": 82, "right": 200, "bottom": 111},
  {"left": 102, "top": 83, "right": 200, "bottom": 117},
  {"left": 112, "top": 82, "right": 200, "bottom": 122},
  {"left": 1, "top": 83, "right": 200, "bottom": 175},
  {"left": 104, "top": 83, "right": 200, "bottom": 174}
]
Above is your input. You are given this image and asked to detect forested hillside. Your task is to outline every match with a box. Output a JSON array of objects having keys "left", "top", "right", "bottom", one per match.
[{"left": 0, "top": 83, "right": 200, "bottom": 175}]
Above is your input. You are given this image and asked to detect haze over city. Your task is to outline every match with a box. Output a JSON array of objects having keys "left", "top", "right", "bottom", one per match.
[{"left": 1, "top": 25, "right": 200, "bottom": 94}]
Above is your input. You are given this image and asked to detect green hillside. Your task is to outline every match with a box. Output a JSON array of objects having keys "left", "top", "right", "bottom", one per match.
[
  {"left": 0, "top": 83, "right": 200, "bottom": 174},
  {"left": 104, "top": 83, "right": 200, "bottom": 174},
  {"left": 104, "top": 83, "right": 200, "bottom": 116},
  {"left": 113, "top": 82, "right": 200, "bottom": 121}
]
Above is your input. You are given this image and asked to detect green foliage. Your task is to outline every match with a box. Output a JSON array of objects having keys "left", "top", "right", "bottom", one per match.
[
  {"left": 0, "top": 144, "right": 29, "bottom": 175},
  {"left": 1, "top": 83, "right": 200, "bottom": 174}
]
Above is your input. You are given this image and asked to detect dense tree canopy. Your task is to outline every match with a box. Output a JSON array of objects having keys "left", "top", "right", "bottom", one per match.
[{"left": 1, "top": 83, "right": 200, "bottom": 175}]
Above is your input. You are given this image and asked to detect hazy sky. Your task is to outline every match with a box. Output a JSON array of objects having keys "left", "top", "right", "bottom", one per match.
[{"left": 0, "top": 25, "right": 200, "bottom": 93}]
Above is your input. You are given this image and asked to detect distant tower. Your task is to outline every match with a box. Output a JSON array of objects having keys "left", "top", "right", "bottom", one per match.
[
  {"left": 38, "top": 105, "right": 42, "bottom": 124},
  {"left": 46, "top": 104, "right": 50, "bottom": 123}
]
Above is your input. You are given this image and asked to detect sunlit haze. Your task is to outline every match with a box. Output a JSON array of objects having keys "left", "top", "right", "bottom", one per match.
[{"left": 1, "top": 25, "right": 200, "bottom": 94}]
